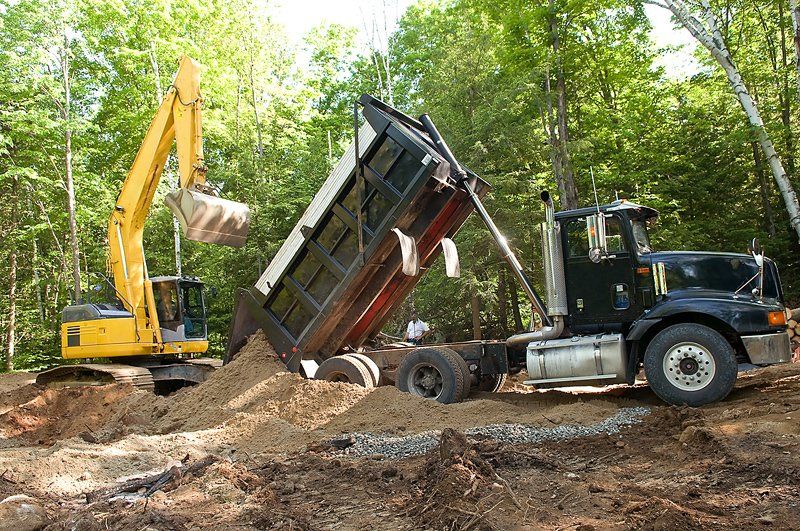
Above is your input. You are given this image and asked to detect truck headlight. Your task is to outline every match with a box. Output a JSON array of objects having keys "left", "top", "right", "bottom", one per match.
[{"left": 768, "top": 311, "right": 786, "bottom": 326}]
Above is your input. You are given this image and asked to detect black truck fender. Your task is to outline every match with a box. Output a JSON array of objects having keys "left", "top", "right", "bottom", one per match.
[{"left": 625, "top": 296, "right": 776, "bottom": 364}]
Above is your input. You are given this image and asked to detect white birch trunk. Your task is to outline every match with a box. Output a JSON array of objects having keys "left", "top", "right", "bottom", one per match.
[
  {"left": 650, "top": 0, "right": 800, "bottom": 241},
  {"left": 62, "top": 30, "right": 81, "bottom": 302},
  {"left": 150, "top": 44, "right": 182, "bottom": 276},
  {"left": 792, "top": 0, "right": 800, "bottom": 94}
]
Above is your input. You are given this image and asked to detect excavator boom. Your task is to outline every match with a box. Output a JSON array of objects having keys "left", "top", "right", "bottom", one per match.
[{"left": 108, "top": 55, "right": 250, "bottom": 341}]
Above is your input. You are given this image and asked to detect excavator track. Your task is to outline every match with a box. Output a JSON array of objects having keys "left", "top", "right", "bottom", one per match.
[{"left": 36, "top": 364, "right": 155, "bottom": 392}]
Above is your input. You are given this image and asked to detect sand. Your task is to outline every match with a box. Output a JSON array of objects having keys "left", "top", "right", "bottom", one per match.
[{"left": 0, "top": 331, "right": 640, "bottom": 496}]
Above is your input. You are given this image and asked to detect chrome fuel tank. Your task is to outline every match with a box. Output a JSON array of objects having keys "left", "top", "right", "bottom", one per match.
[{"left": 525, "top": 333, "right": 628, "bottom": 388}]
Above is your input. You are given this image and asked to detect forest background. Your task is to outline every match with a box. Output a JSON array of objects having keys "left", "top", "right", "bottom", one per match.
[{"left": 1, "top": 0, "right": 798, "bottom": 369}]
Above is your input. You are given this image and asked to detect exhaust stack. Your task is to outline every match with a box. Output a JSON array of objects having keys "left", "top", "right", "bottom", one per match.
[
  {"left": 506, "top": 191, "right": 568, "bottom": 347},
  {"left": 540, "top": 191, "right": 568, "bottom": 316}
]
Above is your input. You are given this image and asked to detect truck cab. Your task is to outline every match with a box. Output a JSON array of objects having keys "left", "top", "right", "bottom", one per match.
[{"left": 513, "top": 197, "right": 792, "bottom": 406}]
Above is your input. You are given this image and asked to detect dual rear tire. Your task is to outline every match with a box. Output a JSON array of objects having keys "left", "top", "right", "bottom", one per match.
[
  {"left": 314, "top": 354, "right": 380, "bottom": 388},
  {"left": 395, "top": 346, "right": 471, "bottom": 404},
  {"left": 315, "top": 347, "right": 473, "bottom": 405}
]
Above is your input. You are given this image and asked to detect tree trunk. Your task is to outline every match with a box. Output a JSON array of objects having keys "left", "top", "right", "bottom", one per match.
[
  {"left": 172, "top": 170, "right": 182, "bottom": 277},
  {"left": 63, "top": 31, "right": 81, "bottom": 302},
  {"left": 543, "top": 67, "right": 564, "bottom": 200},
  {"left": 149, "top": 43, "right": 162, "bottom": 105},
  {"left": 777, "top": 1, "right": 795, "bottom": 176},
  {"left": 470, "top": 289, "right": 482, "bottom": 341},
  {"left": 236, "top": 75, "right": 242, "bottom": 143},
  {"left": 5, "top": 176, "right": 17, "bottom": 372},
  {"left": 497, "top": 270, "right": 508, "bottom": 335},
  {"left": 6, "top": 248, "right": 15, "bottom": 372},
  {"left": 32, "top": 238, "right": 45, "bottom": 321},
  {"left": 509, "top": 279, "right": 523, "bottom": 332},
  {"left": 791, "top": 0, "right": 800, "bottom": 94},
  {"left": 150, "top": 48, "right": 183, "bottom": 276},
  {"left": 753, "top": 141, "right": 777, "bottom": 237},
  {"left": 549, "top": 0, "right": 578, "bottom": 210},
  {"left": 653, "top": 0, "right": 800, "bottom": 241},
  {"left": 249, "top": 49, "right": 264, "bottom": 160}
]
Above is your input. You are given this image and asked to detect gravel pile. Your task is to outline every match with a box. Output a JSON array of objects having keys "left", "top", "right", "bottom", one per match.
[{"left": 335, "top": 406, "right": 650, "bottom": 459}]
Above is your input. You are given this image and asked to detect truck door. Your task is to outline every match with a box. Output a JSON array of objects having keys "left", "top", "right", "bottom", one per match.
[{"left": 562, "top": 214, "right": 640, "bottom": 332}]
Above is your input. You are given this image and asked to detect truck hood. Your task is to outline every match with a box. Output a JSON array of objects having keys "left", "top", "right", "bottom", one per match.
[{"left": 648, "top": 251, "right": 782, "bottom": 303}]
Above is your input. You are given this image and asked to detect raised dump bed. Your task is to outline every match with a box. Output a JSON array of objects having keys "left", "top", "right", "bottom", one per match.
[{"left": 227, "top": 95, "right": 489, "bottom": 371}]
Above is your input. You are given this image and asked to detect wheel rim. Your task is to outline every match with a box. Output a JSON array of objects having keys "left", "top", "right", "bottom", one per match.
[
  {"left": 663, "top": 341, "right": 716, "bottom": 391},
  {"left": 407, "top": 363, "right": 443, "bottom": 399}
]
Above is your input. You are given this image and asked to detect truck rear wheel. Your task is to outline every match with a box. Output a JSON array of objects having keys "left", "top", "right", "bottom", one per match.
[
  {"left": 396, "top": 347, "right": 466, "bottom": 404},
  {"left": 478, "top": 372, "right": 507, "bottom": 393},
  {"left": 344, "top": 353, "right": 381, "bottom": 386},
  {"left": 644, "top": 323, "right": 737, "bottom": 406},
  {"left": 315, "top": 356, "right": 375, "bottom": 388}
]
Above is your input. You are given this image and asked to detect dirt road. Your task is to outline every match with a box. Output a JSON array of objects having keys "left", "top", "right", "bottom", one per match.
[{"left": 0, "top": 334, "right": 798, "bottom": 529}]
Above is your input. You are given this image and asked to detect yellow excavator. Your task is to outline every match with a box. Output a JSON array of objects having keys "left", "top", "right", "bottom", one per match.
[{"left": 37, "top": 56, "right": 250, "bottom": 392}]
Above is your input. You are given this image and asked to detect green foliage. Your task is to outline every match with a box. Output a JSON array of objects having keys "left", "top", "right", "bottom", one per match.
[{"left": 0, "top": 0, "right": 798, "bottom": 369}]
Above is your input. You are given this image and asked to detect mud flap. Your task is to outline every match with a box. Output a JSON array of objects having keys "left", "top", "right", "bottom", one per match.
[
  {"left": 165, "top": 187, "right": 250, "bottom": 247},
  {"left": 392, "top": 228, "right": 419, "bottom": 276},
  {"left": 441, "top": 237, "right": 460, "bottom": 277}
]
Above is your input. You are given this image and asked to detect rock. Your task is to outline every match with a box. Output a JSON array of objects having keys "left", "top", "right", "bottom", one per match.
[
  {"left": 381, "top": 467, "right": 398, "bottom": 479},
  {"left": 588, "top": 483, "right": 605, "bottom": 493},
  {"left": 758, "top": 514, "right": 776, "bottom": 525},
  {"left": 330, "top": 435, "right": 356, "bottom": 449},
  {"left": 78, "top": 431, "right": 98, "bottom": 444},
  {"left": 678, "top": 425, "right": 713, "bottom": 445},
  {"left": 0, "top": 495, "right": 48, "bottom": 531}
]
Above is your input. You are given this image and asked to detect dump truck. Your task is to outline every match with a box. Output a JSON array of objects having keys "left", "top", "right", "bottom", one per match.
[
  {"left": 228, "top": 95, "right": 792, "bottom": 407},
  {"left": 37, "top": 56, "right": 250, "bottom": 392}
]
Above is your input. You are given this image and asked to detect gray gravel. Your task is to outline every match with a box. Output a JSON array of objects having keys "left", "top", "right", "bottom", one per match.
[{"left": 334, "top": 406, "right": 650, "bottom": 460}]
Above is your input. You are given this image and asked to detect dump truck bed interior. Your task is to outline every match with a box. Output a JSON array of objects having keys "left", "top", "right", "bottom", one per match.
[{"left": 227, "top": 95, "right": 489, "bottom": 371}]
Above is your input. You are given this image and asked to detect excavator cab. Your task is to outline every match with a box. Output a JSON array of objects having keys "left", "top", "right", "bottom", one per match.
[{"left": 151, "top": 276, "right": 208, "bottom": 342}]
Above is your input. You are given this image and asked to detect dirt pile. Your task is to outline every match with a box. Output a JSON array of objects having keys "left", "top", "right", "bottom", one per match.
[{"left": 0, "top": 385, "right": 139, "bottom": 446}]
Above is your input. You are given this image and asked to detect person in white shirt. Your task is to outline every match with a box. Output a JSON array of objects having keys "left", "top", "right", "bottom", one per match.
[{"left": 403, "top": 310, "right": 430, "bottom": 345}]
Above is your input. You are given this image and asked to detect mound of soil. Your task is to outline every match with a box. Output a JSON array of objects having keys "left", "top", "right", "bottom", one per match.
[{"left": 0, "top": 385, "right": 136, "bottom": 446}]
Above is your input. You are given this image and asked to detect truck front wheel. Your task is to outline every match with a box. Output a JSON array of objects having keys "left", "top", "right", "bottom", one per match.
[{"left": 644, "top": 323, "right": 737, "bottom": 406}]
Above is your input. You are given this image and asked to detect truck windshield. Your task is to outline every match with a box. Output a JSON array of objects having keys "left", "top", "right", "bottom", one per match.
[{"left": 632, "top": 220, "right": 652, "bottom": 254}]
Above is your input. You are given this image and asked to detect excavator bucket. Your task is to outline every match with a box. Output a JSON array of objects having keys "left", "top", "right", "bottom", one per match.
[{"left": 165, "top": 188, "right": 251, "bottom": 247}]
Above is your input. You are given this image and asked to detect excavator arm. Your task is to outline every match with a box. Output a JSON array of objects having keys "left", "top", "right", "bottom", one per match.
[{"left": 108, "top": 55, "right": 250, "bottom": 348}]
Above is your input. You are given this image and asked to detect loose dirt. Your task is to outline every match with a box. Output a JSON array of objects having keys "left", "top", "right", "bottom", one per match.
[{"left": 0, "top": 334, "right": 798, "bottom": 529}]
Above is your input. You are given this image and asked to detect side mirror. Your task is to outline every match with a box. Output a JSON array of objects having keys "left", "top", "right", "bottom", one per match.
[
  {"left": 586, "top": 214, "right": 607, "bottom": 263},
  {"left": 749, "top": 237, "right": 764, "bottom": 267}
]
